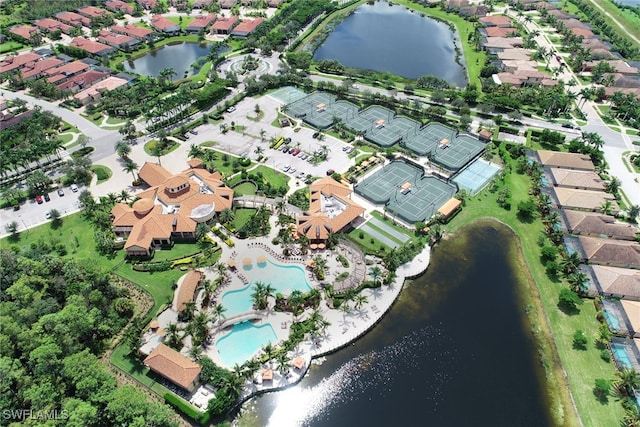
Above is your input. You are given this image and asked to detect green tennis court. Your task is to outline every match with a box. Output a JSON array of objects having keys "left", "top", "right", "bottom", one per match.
[{"left": 354, "top": 160, "right": 456, "bottom": 224}]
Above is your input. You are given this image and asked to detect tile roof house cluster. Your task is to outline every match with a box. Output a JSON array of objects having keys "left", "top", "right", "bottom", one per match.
[
  {"left": 137, "top": 0, "right": 158, "bottom": 10},
  {"left": 55, "top": 11, "right": 91, "bottom": 27},
  {"left": 43, "top": 60, "right": 90, "bottom": 84},
  {"left": 57, "top": 69, "right": 110, "bottom": 94},
  {"left": 8, "top": 25, "right": 40, "bottom": 42},
  {"left": 111, "top": 160, "right": 234, "bottom": 256},
  {"left": 19, "top": 57, "right": 64, "bottom": 80},
  {"left": 296, "top": 176, "right": 365, "bottom": 243},
  {"left": 211, "top": 16, "right": 238, "bottom": 34},
  {"left": 70, "top": 37, "right": 115, "bottom": 56},
  {"left": 0, "top": 52, "right": 43, "bottom": 74},
  {"left": 111, "top": 24, "right": 155, "bottom": 40},
  {"left": 73, "top": 75, "right": 128, "bottom": 104},
  {"left": 98, "top": 30, "right": 140, "bottom": 49},
  {"left": 151, "top": 15, "right": 180, "bottom": 35},
  {"left": 105, "top": 0, "right": 136, "bottom": 15},
  {"left": 185, "top": 14, "right": 218, "bottom": 33},
  {"left": 34, "top": 18, "right": 73, "bottom": 35},
  {"left": 144, "top": 344, "right": 201, "bottom": 391},
  {"left": 230, "top": 18, "right": 264, "bottom": 37},
  {"left": 530, "top": 150, "right": 640, "bottom": 304}
]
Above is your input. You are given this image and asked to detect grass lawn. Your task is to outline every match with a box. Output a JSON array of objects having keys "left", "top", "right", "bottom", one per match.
[
  {"left": 203, "top": 148, "right": 252, "bottom": 177},
  {"left": 583, "top": 0, "right": 640, "bottom": 43},
  {"left": 252, "top": 165, "right": 290, "bottom": 190},
  {"left": 144, "top": 139, "right": 181, "bottom": 156},
  {"left": 152, "top": 243, "right": 204, "bottom": 261},
  {"left": 626, "top": 129, "right": 638, "bottom": 136},
  {"left": 232, "top": 208, "right": 257, "bottom": 230},
  {"left": 446, "top": 164, "right": 623, "bottom": 426},
  {"left": 91, "top": 165, "right": 112, "bottom": 184},
  {"left": 59, "top": 132, "right": 77, "bottom": 145},
  {"left": 233, "top": 181, "right": 257, "bottom": 196},
  {"left": 0, "top": 41, "right": 23, "bottom": 54},
  {"left": 110, "top": 343, "right": 173, "bottom": 397},
  {"left": 346, "top": 227, "right": 392, "bottom": 255}
]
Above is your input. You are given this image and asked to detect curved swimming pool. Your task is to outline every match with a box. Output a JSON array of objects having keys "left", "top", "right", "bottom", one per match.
[
  {"left": 216, "top": 321, "right": 277, "bottom": 367},
  {"left": 222, "top": 258, "right": 313, "bottom": 316}
]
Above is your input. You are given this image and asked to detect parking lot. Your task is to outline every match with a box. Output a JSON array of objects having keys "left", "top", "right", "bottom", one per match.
[{"left": 0, "top": 184, "right": 83, "bottom": 236}]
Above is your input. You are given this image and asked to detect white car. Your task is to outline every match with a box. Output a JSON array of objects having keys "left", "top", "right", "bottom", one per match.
[
  {"left": 289, "top": 168, "right": 296, "bottom": 174},
  {"left": 45, "top": 211, "right": 52, "bottom": 220},
  {"left": 283, "top": 165, "right": 290, "bottom": 172},
  {"left": 70, "top": 184, "right": 79, "bottom": 192}
]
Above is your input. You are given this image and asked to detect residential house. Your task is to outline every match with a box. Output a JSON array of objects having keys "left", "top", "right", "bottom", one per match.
[
  {"left": 137, "top": 0, "right": 158, "bottom": 10},
  {"left": 211, "top": 16, "right": 238, "bottom": 35},
  {"left": 111, "top": 24, "right": 154, "bottom": 41},
  {"left": 56, "top": 69, "right": 110, "bottom": 93},
  {"left": 548, "top": 186, "right": 619, "bottom": 213},
  {"left": 535, "top": 150, "right": 596, "bottom": 171},
  {"left": 98, "top": 30, "right": 140, "bottom": 49},
  {"left": 547, "top": 168, "right": 605, "bottom": 190},
  {"left": 481, "top": 26, "right": 517, "bottom": 38},
  {"left": 230, "top": 18, "right": 264, "bottom": 37},
  {"left": 560, "top": 18, "right": 591, "bottom": 30},
  {"left": 497, "top": 48, "right": 532, "bottom": 61},
  {"left": 567, "top": 235, "right": 640, "bottom": 269},
  {"left": 73, "top": 75, "right": 128, "bottom": 105},
  {"left": 44, "top": 60, "right": 91, "bottom": 85},
  {"left": 34, "top": 18, "right": 73, "bottom": 35},
  {"left": 570, "top": 27, "right": 596, "bottom": 39},
  {"left": 8, "top": 25, "right": 40, "bottom": 43},
  {"left": 547, "top": 9, "right": 571, "bottom": 20},
  {"left": 105, "top": 0, "right": 135, "bottom": 15},
  {"left": 481, "top": 36, "right": 523, "bottom": 50},
  {"left": 174, "top": 270, "right": 203, "bottom": 312},
  {"left": 0, "top": 110, "right": 35, "bottom": 131},
  {"left": 604, "top": 87, "right": 640, "bottom": 101},
  {"left": 20, "top": 57, "right": 64, "bottom": 80},
  {"left": 70, "top": 37, "right": 115, "bottom": 56},
  {"left": 560, "top": 210, "right": 638, "bottom": 240},
  {"left": 585, "top": 264, "right": 640, "bottom": 299},
  {"left": 55, "top": 11, "right": 91, "bottom": 27},
  {"left": 584, "top": 60, "right": 640, "bottom": 76},
  {"left": 218, "top": 0, "right": 237, "bottom": 8},
  {"left": 479, "top": 15, "right": 513, "bottom": 27},
  {"left": 111, "top": 161, "right": 234, "bottom": 256},
  {"left": 296, "top": 176, "right": 365, "bottom": 244},
  {"left": 76, "top": 6, "right": 111, "bottom": 19},
  {"left": 150, "top": 15, "right": 180, "bottom": 35},
  {"left": 0, "top": 52, "right": 43, "bottom": 75},
  {"left": 144, "top": 344, "right": 201, "bottom": 392},
  {"left": 185, "top": 14, "right": 217, "bottom": 33},
  {"left": 193, "top": 0, "right": 215, "bottom": 8},
  {"left": 267, "top": 0, "right": 283, "bottom": 6}
]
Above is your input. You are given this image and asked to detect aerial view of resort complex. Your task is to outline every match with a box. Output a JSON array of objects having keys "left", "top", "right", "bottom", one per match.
[{"left": 2, "top": 0, "right": 640, "bottom": 425}]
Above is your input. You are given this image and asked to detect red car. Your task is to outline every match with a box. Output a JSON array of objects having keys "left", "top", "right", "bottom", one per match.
[
  {"left": 35, "top": 195, "right": 43, "bottom": 204},
  {"left": 291, "top": 149, "right": 300, "bottom": 156}
]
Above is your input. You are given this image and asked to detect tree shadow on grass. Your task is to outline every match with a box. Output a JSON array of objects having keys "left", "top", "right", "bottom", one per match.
[
  {"left": 557, "top": 302, "right": 581, "bottom": 316},
  {"left": 593, "top": 388, "right": 609, "bottom": 405}
]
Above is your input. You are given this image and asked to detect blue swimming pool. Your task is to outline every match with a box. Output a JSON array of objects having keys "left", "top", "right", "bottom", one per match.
[
  {"left": 612, "top": 343, "right": 632, "bottom": 369},
  {"left": 216, "top": 321, "right": 277, "bottom": 367},
  {"left": 604, "top": 310, "right": 621, "bottom": 331},
  {"left": 223, "top": 257, "right": 312, "bottom": 316}
]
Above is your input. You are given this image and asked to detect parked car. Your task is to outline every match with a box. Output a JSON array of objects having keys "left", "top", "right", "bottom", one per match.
[
  {"left": 35, "top": 195, "right": 43, "bottom": 204},
  {"left": 300, "top": 153, "right": 308, "bottom": 160},
  {"left": 285, "top": 137, "right": 292, "bottom": 144},
  {"left": 291, "top": 149, "right": 300, "bottom": 156},
  {"left": 227, "top": 106, "right": 236, "bottom": 113},
  {"left": 326, "top": 169, "right": 335, "bottom": 176},
  {"left": 312, "top": 132, "right": 320, "bottom": 139},
  {"left": 45, "top": 211, "right": 52, "bottom": 220},
  {"left": 283, "top": 165, "right": 290, "bottom": 172},
  {"left": 57, "top": 189, "right": 64, "bottom": 197},
  {"left": 561, "top": 123, "right": 574, "bottom": 129},
  {"left": 70, "top": 184, "right": 79, "bottom": 192},
  {"left": 282, "top": 146, "right": 290, "bottom": 153},
  {"left": 189, "top": 129, "right": 198, "bottom": 135},
  {"left": 43, "top": 194, "right": 51, "bottom": 202},
  {"left": 289, "top": 168, "right": 296, "bottom": 174}
]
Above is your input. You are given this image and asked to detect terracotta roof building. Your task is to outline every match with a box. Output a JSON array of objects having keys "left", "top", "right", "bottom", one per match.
[
  {"left": 137, "top": 0, "right": 158, "bottom": 10},
  {"left": 296, "top": 176, "right": 364, "bottom": 243},
  {"left": 230, "top": 18, "right": 264, "bottom": 37},
  {"left": 73, "top": 75, "right": 128, "bottom": 105},
  {"left": 437, "top": 198, "right": 462, "bottom": 220},
  {"left": 535, "top": 150, "right": 596, "bottom": 171},
  {"left": 55, "top": 11, "right": 91, "bottom": 27},
  {"left": 8, "top": 25, "right": 40, "bottom": 42},
  {"left": 0, "top": 52, "right": 43, "bottom": 74},
  {"left": 211, "top": 16, "right": 239, "bottom": 34},
  {"left": 144, "top": 344, "right": 201, "bottom": 391},
  {"left": 98, "top": 30, "right": 140, "bottom": 49},
  {"left": 151, "top": 15, "right": 180, "bottom": 35},
  {"left": 482, "top": 27, "right": 517, "bottom": 38},
  {"left": 105, "top": 0, "right": 135, "bottom": 14},
  {"left": 70, "top": 37, "right": 115, "bottom": 56},
  {"left": 174, "top": 270, "right": 203, "bottom": 312},
  {"left": 57, "top": 69, "right": 110, "bottom": 93},
  {"left": 185, "top": 14, "right": 217, "bottom": 33},
  {"left": 111, "top": 160, "right": 233, "bottom": 256},
  {"left": 34, "top": 18, "right": 73, "bottom": 35},
  {"left": 561, "top": 210, "right": 639, "bottom": 240},
  {"left": 76, "top": 6, "right": 111, "bottom": 19},
  {"left": 569, "top": 236, "right": 640, "bottom": 269},
  {"left": 549, "top": 186, "right": 619, "bottom": 213},
  {"left": 479, "top": 15, "right": 513, "bottom": 27},
  {"left": 587, "top": 265, "right": 640, "bottom": 300},
  {"left": 20, "top": 57, "right": 64, "bottom": 80},
  {"left": 111, "top": 24, "right": 154, "bottom": 40},
  {"left": 547, "top": 168, "right": 605, "bottom": 190}
]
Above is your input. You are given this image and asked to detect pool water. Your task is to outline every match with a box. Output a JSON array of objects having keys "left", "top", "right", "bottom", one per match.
[
  {"left": 223, "top": 258, "right": 312, "bottom": 316},
  {"left": 216, "top": 321, "right": 277, "bottom": 367},
  {"left": 612, "top": 343, "right": 632, "bottom": 369},
  {"left": 604, "top": 310, "right": 621, "bottom": 330}
]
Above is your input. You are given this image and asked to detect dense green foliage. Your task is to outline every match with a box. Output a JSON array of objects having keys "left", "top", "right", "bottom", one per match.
[{"left": 0, "top": 248, "right": 177, "bottom": 426}]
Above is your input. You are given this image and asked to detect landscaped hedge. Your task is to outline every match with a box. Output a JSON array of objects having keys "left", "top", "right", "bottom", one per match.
[{"left": 164, "top": 393, "right": 209, "bottom": 425}]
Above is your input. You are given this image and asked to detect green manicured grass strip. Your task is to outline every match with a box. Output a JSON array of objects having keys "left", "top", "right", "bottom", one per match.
[
  {"left": 363, "top": 221, "right": 404, "bottom": 246},
  {"left": 91, "top": 165, "right": 112, "bottom": 183},
  {"left": 233, "top": 181, "right": 257, "bottom": 196},
  {"left": 252, "top": 165, "right": 290, "bottom": 190},
  {"left": 346, "top": 227, "right": 392, "bottom": 254},
  {"left": 232, "top": 208, "right": 257, "bottom": 230}
]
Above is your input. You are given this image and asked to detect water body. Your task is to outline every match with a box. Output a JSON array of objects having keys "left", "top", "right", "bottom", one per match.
[
  {"left": 244, "top": 220, "right": 552, "bottom": 426},
  {"left": 124, "top": 42, "right": 215, "bottom": 77},
  {"left": 615, "top": 0, "right": 639, "bottom": 7},
  {"left": 313, "top": 1, "right": 467, "bottom": 85}
]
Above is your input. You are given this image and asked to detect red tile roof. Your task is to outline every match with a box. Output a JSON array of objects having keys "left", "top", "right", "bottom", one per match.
[
  {"left": 20, "top": 57, "right": 64, "bottom": 80},
  {"left": 151, "top": 15, "right": 180, "bottom": 31},
  {"left": 175, "top": 270, "right": 203, "bottom": 312},
  {"left": 186, "top": 13, "right": 217, "bottom": 29},
  {"left": 34, "top": 18, "right": 73, "bottom": 34},
  {"left": 70, "top": 37, "right": 113, "bottom": 55},
  {"left": 56, "top": 69, "right": 109, "bottom": 91},
  {"left": 0, "top": 52, "right": 43, "bottom": 74},
  {"left": 9, "top": 25, "right": 39, "bottom": 40},
  {"left": 98, "top": 30, "right": 137, "bottom": 47},
  {"left": 55, "top": 11, "right": 91, "bottom": 27},
  {"left": 105, "top": 0, "right": 135, "bottom": 14},
  {"left": 211, "top": 15, "right": 238, "bottom": 32},
  {"left": 111, "top": 24, "right": 154, "bottom": 39},
  {"left": 144, "top": 344, "right": 201, "bottom": 390},
  {"left": 76, "top": 5, "right": 111, "bottom": 18},
  {"left": 479, "top": 15, "right": 513, "bottom": 27},
  {"left": 231, "top": 17, "right": 264, "bottom": 35}
]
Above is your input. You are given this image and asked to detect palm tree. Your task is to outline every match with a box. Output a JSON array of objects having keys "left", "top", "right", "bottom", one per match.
[
  {"left": 210, "top": 303, "right": 227, "bottom": 324},
  {"left": 189, "top": 144, "right": 204, "bottom": 159},
  {"left": 251, "top": 282, "right": 269, "bottom": 310},
  {"left": 115, "top": 140, "right": 131, "bottom": 159},
  {"left": 627, "top": 205, "right": 640, "bottom": 224},
  {"left": 605, "top": 177, "right": 621, "bottom": 195},
  {"left": 219, "top": 208, "right": 234, "bottom": 225},
  {"left": 254, "top": 146, "right": 264, "bottom": 158},
  {"left": 180, "top": 301, "right": 197, "bottom": 322},
  {"left": 259, "top": 128, "right": 266, "bottom": 143},
  {"left": 353, "top": 294, "right": 368, "bottom": 310},
  {"left": 215, "top": 262, "right": 229, "bottom": 280},
  {"left": 189, "top": 345, "right": 204, "bottom": 361},
  {"left": 368, "top": 266, "right": 382, "bottom": 284},
  {"left": 119, "top": 189, "right": 131, "bottom": 203},
  {"left": 166, "top": 322, "right": 182, "bottom": 348},
  {"left": 123, "top": 160, "right": 139, "bottom": 183},
  {"left": 561, "top": 251, "right": 582, "bottom": 275},
  {"left": 600, "top": 200, "right": 614, "bottom": 215},
  {"left": 275, "top": 352, "right": 290, "bottom": 375},
  {"left": 262, "top": 343, "right": 275, "bottom": 361},
  {"left": 614, "top": 368, "right": 640, "bottom": 395},
  {"left": 567, "top": 271, "right": 589, "bottom": 294}
]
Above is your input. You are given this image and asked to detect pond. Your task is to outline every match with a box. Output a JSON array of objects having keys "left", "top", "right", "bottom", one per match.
[
  {"left": 243, "top": 220, "right": 552, "bottom": 426},
  {"left": 313, "top": 1, "right": 467, "bottom": 85},
  {"left": 124, "top": 42, "right": 225, "bottom": 78}
]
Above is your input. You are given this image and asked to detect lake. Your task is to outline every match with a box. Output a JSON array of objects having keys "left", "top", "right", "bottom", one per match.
[
  {"left": 313, "top": 1, "right": 467, "bottom": 85},
  {"left": 243, "top": 220, "right": 552, "bottom": 426},
  {"left": 124, "top": 42, "right": 215, "bottom": 78}
]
